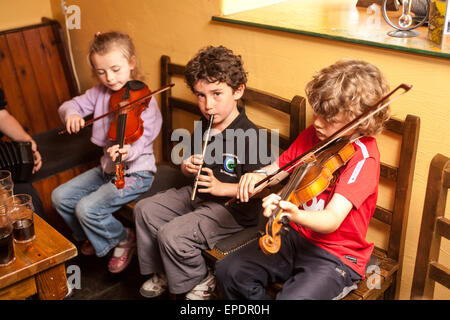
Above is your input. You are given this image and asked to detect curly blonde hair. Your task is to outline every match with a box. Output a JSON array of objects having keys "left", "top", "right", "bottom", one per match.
[
  {"left": 305, "top": 59, "right": 390, "bottom": 136},
  {"left": 88, "top": 31, "right": 143, "bottom": 80}
]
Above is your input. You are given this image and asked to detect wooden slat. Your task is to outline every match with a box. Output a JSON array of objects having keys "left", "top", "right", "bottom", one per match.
[
  {"left": 0, "top": 20, "right": 55, "bottom": 36},
  {"left": 243, "top": 87, "right": 291, "bottom": 114},
  {"left": 429, "top": 262, "right": 450, "bottom": 290},
  {"left": 22, "top": 27, "right": 61, "bottom": 129},
  {"left": 39, "top": 25, "right": 73, "bottom": 105},
  {"left": 168, "top": 63, "right": 185, "bottom": 76},
  {"left": 384, "top": 117, "right": 403, "bottom": 135},
  {"left": 0, "top": 35, "right": 30, "bottom": 130},
  {"left": 373, "top": 206, "right": 393, "bottom": 225},
  {"left": 5, "top": 31, "right": 48, "bottom": 133},
  {"left": 387, "top": 115, "right": 420, "bottom": 263},
  {"left": 380, "top": 163, "right": 398, "bottom": 182},
  {"left": 170, "top": 97, "right": 201, "bottom": 115},
  {"left": 290, "top": 95, "right": 306, "bottom": 144},
  {"left": 436, "top": 217, "right": 450, "bottom": 240},
  {"left": 444, "top": 167, "right": 450, "bottom": 189},
  {"left": 41, "top": 18, "right": 79, "bottom": 97}
]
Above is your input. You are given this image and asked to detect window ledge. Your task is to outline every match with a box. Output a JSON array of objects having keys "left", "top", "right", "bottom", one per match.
[{"left": 212, "top": 0, "right": 450, "bottom": 59}]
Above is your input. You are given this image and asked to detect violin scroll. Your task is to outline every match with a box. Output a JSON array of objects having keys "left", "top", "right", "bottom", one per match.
[{"left": 259, "top": 214, "right": 289, "bottom": 255}]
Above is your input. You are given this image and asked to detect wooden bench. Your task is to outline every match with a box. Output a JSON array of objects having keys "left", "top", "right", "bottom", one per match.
[
  {"left": 410, "top": 153, "right": 450, "bottom": 299},
  {"left": 118, "top": 55, "right": 420, "bottom": 301},
  {"left": 0, "top": 19, "right": 102, "bottom": 233},
  {"left": 117, "top": 54, "right": 306, "bottom": 248},
  {"left": 204, "top": 114, "right": 420, "bottom": 300}
]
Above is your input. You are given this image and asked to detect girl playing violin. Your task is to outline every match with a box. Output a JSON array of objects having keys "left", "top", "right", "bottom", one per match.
[
  {"left": 216, "top": 59, "right": 391, "bottom": 300},
  {"left": 52, "top": 32, "right": 162, "bottom": 273}
]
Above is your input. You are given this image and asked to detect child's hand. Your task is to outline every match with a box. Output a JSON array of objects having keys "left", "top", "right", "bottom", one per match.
[
  {"left": 182, "top": 154, "right": 204, "bottom": 175},
  {"left": 262, "top": 193, "right": 299, "bottom": 220},
  {"left": 107, "top": 144, "right": 129, "bottom": 162},
  {"left": 196, "top": 167, "right": 223, "bottom": 196},
  {"left": 65, "top": 114, "right": 85, "bottom": 134},
  {"left": 237, "top": 172, "right": 267, "bottom": 203}
]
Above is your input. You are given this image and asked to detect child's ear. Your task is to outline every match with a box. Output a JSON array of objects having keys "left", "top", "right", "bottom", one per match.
[
  {"left": 233, "top": 84, "right": 245, "bottom": 100},
  {"left": 129, "top": 55, "right": 137, "bottom": 70}
]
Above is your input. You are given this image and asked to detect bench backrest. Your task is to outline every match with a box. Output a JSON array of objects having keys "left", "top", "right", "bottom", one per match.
[
  {"left": 374, "top": 116, "right": 420, "bottom": 261},
  {"left": 411, "top": 153, "right": 450, "bottom": 299},
  {"left": 159, "top": 55, "right": 306, "bottom": 164},
  {"left": 0, "top": 18, "right": 78, "bottom": 134}
]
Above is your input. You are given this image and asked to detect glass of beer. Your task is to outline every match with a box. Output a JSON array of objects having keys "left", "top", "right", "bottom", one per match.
[
  {"left": 7, "top": 194, "right": 35, "bottom": 243},
  {"left": 0, "top": 211, "right": 15, "bottom": 267},
  {"left": 0, "top": 170, "right": 13, "bottom": 203}
]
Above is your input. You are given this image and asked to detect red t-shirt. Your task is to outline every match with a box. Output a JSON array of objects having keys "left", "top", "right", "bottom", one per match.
[{"left": 277, "top": 125, "right": 380, "bottom": 276}]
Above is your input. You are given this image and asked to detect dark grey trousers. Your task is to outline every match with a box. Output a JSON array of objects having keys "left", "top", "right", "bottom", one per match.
[
  {"left": 216, "top": 227, "right": 361, "bottom": 300},
  {"left": 134, "top": 185, "right": 243, "bottom": 294}
]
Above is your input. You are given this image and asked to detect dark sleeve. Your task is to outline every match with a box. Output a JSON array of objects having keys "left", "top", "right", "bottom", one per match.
[
  {"left": 241, "top": 124, "right": 272, "bottom": 174},
  {"left": 0, "top": 88, "right": 6, "bottom": 109}
]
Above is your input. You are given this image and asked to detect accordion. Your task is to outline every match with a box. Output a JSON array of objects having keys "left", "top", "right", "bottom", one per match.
[{"left": 0, "top": 141, "right": 34, "bottom": 182}]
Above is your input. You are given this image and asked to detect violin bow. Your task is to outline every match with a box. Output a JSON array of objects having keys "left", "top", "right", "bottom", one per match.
[
  {"left": 226, "top": 83, "right": 412, "bottom": 205},
  {"left": 58, "top": 83, "right": 175, "bottom": 135}
]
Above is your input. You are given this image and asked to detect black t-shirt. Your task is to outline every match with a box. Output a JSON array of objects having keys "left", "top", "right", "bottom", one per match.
[{"left": 189, "top": 107, "right": 270, "bottom": 226}]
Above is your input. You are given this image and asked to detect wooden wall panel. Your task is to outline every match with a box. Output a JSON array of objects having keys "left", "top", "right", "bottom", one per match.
[
  {"left": 23, "top": 27, "right": 61, "bottom": 129},
  {"left": 38, "top": 25, "right": 73, "bottom": 112},
  {"left": 0, "top": 35, "right": 30, "bottom": 129},
  {"left": 4, "top": 31, "right": 48, "bottom": 133},
  {"left": 0, "top": 22, "right": 76, "bottom": 134}
]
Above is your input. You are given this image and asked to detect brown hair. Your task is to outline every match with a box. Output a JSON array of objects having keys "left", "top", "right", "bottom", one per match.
[
  {"left": 185, "top": 45, "right": 247, "bottom": 92},
  {"left": 305, "top": 59, "right": 391, "bottom": 136},
  {"left": 88, "top": 31, "right": 142, "bottom": 80}
]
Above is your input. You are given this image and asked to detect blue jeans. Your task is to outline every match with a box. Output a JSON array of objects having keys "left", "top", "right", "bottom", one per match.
[{"left": 52, "top": 166, "right": 154, "bottom": 257}]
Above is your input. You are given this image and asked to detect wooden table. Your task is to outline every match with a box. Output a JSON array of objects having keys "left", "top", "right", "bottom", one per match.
[{"left": 0, "top": 214, "right": 77, "bottom": 300}]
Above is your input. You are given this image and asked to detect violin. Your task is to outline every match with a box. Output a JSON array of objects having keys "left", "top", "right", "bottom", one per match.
[
  {"left": 109, "top": 80, "right": 151, "bottom": 189},
  {"left": 58, "top": 81, "right": 175, "bottom": 189},
  {"left": 58, "top": 80, "right": 175, "bottom": 189},
  {"left": 259, "top": 138, "right": 355, "bottom": 254},
  {"left": 252, "top": 83, "right": 412, "bottom": 255}
]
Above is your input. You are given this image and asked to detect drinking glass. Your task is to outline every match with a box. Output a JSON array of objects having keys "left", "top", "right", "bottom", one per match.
[
  {"left": 0, "top": 211, "right": 15, "bottom": 266},
  {"left": 0, "top": 170, "right": 13, "bottom": 203},
  {"left": 7, "top": 194, "right": 35, "bottom": 243}
]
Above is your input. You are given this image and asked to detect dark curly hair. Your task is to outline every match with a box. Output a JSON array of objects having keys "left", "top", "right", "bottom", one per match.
[{"left": 185, "top": 45, "right": 247, "bottom": 92}]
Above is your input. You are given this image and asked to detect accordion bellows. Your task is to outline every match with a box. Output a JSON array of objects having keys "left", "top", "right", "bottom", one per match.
[{"left": 0, "top": 141, "right": 33, "bottom": 182}]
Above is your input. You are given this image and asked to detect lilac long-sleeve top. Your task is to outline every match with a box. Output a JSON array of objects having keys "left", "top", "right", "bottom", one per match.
[{"left": 58, "top": 84, "right": 162, "bottom": 174}]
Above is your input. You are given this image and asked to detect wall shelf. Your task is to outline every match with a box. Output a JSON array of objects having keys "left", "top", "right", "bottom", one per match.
[{"left": 212, "top": 0, "right": 450, "bottom": 59}]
